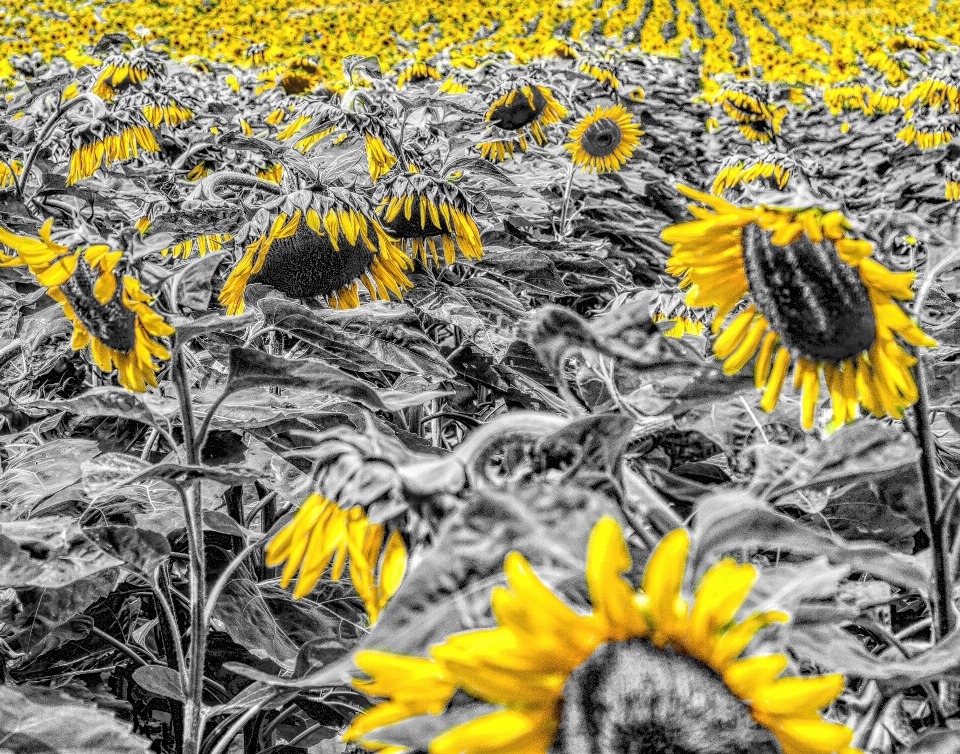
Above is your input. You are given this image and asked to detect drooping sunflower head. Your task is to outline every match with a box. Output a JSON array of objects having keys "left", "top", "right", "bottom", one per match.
[
  {"left": 66, "top": 108, "right": 159, "bottom": 185},
  {"left": 577, "top": 58, "right": 620, "bottom": 90},
  {"left": 0, "top": 159, "right": 22, "bottom": 188},
  {"left": 479, "top": 82, "right": 567, "bottom": 162},
  {"left": 345, "top": 516, "right": 860, "bottom": 754},
  {"left": 396, "top": 58, "right": 442, "bottom": 89},
  {"left": 135, "top": 91, "right": 193, "bottom": 128},
  {"left": 716, "top": 80, "right": 787, "bottom": 143},
  {"left": 278, "top": 55, "right": 323, "bottom": 95},
  {"left": 651, "top": 288, "right": 712, "bottom": 338},
  {"left": 564, "top": 102, "right": 642, "bottom": 173},
  {"left": 0, "top": 220, "right": 174, "bottom": 392},
  {"left": 712, "top": 151, "right": 793, "bottom": 194},
  {"left": 91, "top": 49, "right": 163, "bottom": 100},
  {"left": 376, "top": 170, "right": 483, "bottom": 267},
  {"left": 219, "top": 188, "right": 413, "bottom": 315},
  {"left": 541, "top": 36, "right": 579, "bottom": 60},
  {"left": 662, "top": 185, "right": 936, "bottom": 429},
  {"left": 265, "top": 493, "right": 406, "bottom": 624}
]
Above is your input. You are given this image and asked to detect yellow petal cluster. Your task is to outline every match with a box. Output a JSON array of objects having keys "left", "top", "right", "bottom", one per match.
[{"left": 346, "top": 517, "right": 859, "bottom": 754}]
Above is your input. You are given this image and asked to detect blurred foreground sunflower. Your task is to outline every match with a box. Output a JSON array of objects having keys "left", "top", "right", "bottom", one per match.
[
  {"left": 565, "top": 102, "right": 642, "bottom": 173},
  {"left": 219, "top": 188, "right": 412, "bottom": 314},
  {"left": 346, "top": 516, "right": 859, "bottom": 754},
  {"left": 265, "top": 493, "right": 406, "bottom": 623},
  {"left": 479, "top": 83, "right": 567, "bottom": 162},
  {"left": 662, "top": 185, "right": 936, "bottom": 429},
  {"left": 0, "top": 220, "right": 173, "bottom": 391},
  {"left": 376, "top": 170, "right": 483, "bottom": 267}
]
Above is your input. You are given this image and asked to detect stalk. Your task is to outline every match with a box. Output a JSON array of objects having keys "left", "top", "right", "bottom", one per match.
[
  {"left": 913, "top": 349, "right": 954, "bottom": 638},
  {"left": 556, "top": 162, "right": 576, "bottom": 241}
]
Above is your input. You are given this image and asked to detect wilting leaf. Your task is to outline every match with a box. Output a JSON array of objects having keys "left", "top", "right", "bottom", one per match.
[
  {"left": 0, "top": 683, "right": 151, "bottom": 754},
  {"left": 82, "top": 525, "right": 171, "bottom": 576},
  {"left": 211, "top": 578, "right": 299, "bottom": 669},
  {"left": 164, "top": 251, "right": 225, "bottom": 313},
  {"left": 0, "top": 440, "right": 100, "bottom": 521},
  {"left": 692, "top": 492, "right": 929, "bottom": 593},
  {"left": 259, "top": 298, "right": 453, "bottom": 379},
  {"left": 224, "top": 347, "right": 450, "bottom": 411},
  {"left": 7, "top": 569, "right": 119, "bottom": 651},
  {"left": 21, "top": 388, "right": 158, "bottom": 427},
  {"left": 132, "top": 665, "right": 185, "bottom": 703},
  {"left": 171, "top": 311, "right": 257, "bottom": 346},
  {"left": 0, "top": 518, "right": 123, "bottom": 588}
]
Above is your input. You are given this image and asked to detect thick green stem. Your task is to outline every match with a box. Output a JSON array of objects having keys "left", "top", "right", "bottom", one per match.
[{"left": 913, "top": 349, "right": 954, "bottom": 638}]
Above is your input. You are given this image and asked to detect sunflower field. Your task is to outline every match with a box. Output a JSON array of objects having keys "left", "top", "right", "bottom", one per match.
[{"left": 4, "top": 0, "right": 960, "bottom": 752}]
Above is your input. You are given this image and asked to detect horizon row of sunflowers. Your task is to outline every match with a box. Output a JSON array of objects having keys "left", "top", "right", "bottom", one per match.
[{"left": 4, "top": 0, "right": 960, "bottom": 86}]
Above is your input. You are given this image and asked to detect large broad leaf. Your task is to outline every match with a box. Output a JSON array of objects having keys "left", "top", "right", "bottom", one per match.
[
  {"left": 691, "top": 492, "right": 930, "bottom": 593},
  {"left": 210, "top": 578, "right": 299, "bottom": 670},
  {"left": 258, "top": 298, "right": 453, "bottom": 380},
  {"left": 406, "top": 278, "right": 517, "bottom": 361},
  {"left": 82, "top": 525, "right": 171, "bottom": 577},
  {"left": 223, "top": 347, "right": 451, "bottom": 411},
  {"left": 0, "top": 683, "right": 151, "bottom": 754},
  {"left": 0, "top": 518, "right": 123, "bottom": 588},
  {"left": 163, "top": 250, "right": 225, "bottom": 313},
  {"left": 19, "top": 388, "right": 158, "bottom": 427},
  {"left": 5, "top": 569, "right": 118, "bottom": 652},
  {"left": 0, "top": 440, "right": 100, "bottom": 521}
]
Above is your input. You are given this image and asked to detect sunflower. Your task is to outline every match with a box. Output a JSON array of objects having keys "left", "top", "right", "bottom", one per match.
[
  {"left": 712, "top": 152, "right": 792, "bottom": 194},
  {"left": 275, "top": 103, "right": 397, "bottom": 182},
  {"left": 0, "top": 220, "right": 173, "bottom": 391},
  {"left": 0, "top": 159, "right": 22, "bottom": 188},
  {"left": 345, "top": 516, "right": 860, "bottom": 754},
  {"left": 564, "top": 102, "right": 642, "bottom": 173},
  {"left": 541, "top": 37, "right": 579, "bottom": 59},
  {"left": 219, "top": 188, "right": 413, "bottom": 314},
  {"left": 862, "top": 43, "right": 908, "bottom": 86},
  {"left": 139, "top": 95, "right": 193, "bottom": 127},
  {"left": 265, "top": 493, "right": 406, "bottom": 623},
  {"left": 256, "top": 161, "right": 284, "bottom": 184},
  {"left": 277, "top": 55, "right": 323, "bottom": 95},
  {"left": 901, "top": 77, "right": 960, "bottom": 114},
  {"left": 577, "top": 59, "right": 620, "bottom": 90},
  {"left": 376, "top": 171, "right": 483, "bottom": 267},
  {"left": 66, "top": 109, "right": 159, "bottom": 185},
  {"left": 91, "top": 50, "right": 163, "bottom": 100},
  {"left": 479, "top": 83, "right": 567, "bottom": 162},
  {"left": 651, "top": 289, "right": 711, "bottom": 337},
  {"left": 396, "top": 59, "right": 442, "bottom": 88},
  {"left": 661, "top": 185, "right": 936, "bottom": 429},
  {"left": 823, "top": 83, "right": 898, "bottom": 116},
  {"left": 716, "top": 83, "right": 787, "bottom": 144}
]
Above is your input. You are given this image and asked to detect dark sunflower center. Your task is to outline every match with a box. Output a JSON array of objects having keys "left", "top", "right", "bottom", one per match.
[
  {"left": 381, "top": 198, "right": 452, "bottom": 239},
  {"left": 552, "top": 638, "right": 780, "bottom": 754},
  {"left": 580, "top": 117, "right": 623, "bottom": 157},
  {"left": 250, "top": 221, "right": 375, "bottom": 298},
  {"left": 488, "top": 87, "right": 548, "bottom": 130},
  {"left": 740, "top": 223, "right": 876, "bottom": 362},
  {"left": 59, "top": 257, "right": 136, "bottom": 352}
]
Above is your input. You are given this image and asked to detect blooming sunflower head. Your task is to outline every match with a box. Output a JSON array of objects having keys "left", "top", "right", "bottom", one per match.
[
  {"left": 376, "top": 170, "right": 483, "bottom": 267},
  {"left": 264, "top": 493, "right": 406, "bottom": 624},
  {"left": 66, "top": 108, "right": 159, "bottom": 185},
  {"left": 91, "top": 49, "right": 164, "bottom": 100},
  {"left": 345, "top": 516, "right": 860, "bottom": 754},
  {"left": 0, "top": 220, "right": 174, "bottom": 391},
  {"left": 661, "top": 185, "right": 936, "bottom": 429},
  {"left": 564, "top": 102, "right": 642, "bottom": 173},
  {"left": 219, "top": 188, "right": 413, "bottom": 315},
  {"left": 479, "top": 83, "right": 567, "bottom": 162}
]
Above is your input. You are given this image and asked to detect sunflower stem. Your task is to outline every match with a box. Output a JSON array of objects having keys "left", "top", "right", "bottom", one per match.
[
  {"left": 172, "top": 348, "right": 198, "bottom": 465},
  {"left": 913, "top": 349, "right": 954, "bottom": 638},
  {"left": 556, "top": 162, "right": 576, "bottom": 241}
]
